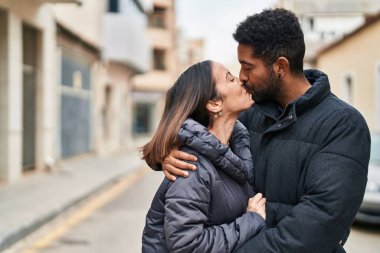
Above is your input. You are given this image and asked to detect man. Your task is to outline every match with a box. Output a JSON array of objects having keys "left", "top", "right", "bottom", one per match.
[{"left": 158, "top": 9, "right": 371, "bottom": 253}]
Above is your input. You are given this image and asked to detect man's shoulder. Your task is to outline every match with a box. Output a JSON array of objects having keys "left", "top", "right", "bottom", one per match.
[
  {"left": 319, "top": 93, "right": 368, "bottom": 127},
  {"left": 238, "top": 105, "right": 261, "bottom": 127}
]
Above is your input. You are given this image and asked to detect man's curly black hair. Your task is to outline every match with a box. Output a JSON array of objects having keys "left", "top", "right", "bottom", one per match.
[{"left": 233, "top": 8, "right": 305, "bottom": 76}]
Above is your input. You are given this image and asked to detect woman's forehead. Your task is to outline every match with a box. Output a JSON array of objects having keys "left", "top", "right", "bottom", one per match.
[{"left": 212, "top": 62, "right": 228, "bottom": 79}]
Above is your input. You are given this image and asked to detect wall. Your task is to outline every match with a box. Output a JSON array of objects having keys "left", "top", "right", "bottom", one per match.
[{"left": 317, "top": 19, "right": 380, "bottom": 131}]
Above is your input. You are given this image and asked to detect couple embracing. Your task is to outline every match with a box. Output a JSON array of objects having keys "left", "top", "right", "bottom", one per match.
[{"left": 141, "top": 9, "right": 371, "bottom": 253}]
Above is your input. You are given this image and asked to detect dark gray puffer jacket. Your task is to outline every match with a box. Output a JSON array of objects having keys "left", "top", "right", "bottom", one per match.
[{"left": 142, "top": 118, "right": 265, "bottom": 253}]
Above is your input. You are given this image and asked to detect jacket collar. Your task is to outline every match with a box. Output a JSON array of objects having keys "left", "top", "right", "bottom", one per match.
[
  {"left": 295, "top": 69, "right": 331, "bottom": 116},
  {"left": 178, "top": 118, "right": 252, "bottom": 184},
  {"left": 254, "top": 69, "right": 331, "bottom": 121}
]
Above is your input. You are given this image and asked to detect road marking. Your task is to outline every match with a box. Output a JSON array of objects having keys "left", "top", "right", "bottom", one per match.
[{"left": 21, "top": 167, "right": 149, "bottom": 253}]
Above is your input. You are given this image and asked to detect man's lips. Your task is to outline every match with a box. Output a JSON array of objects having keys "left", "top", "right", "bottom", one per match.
[{"left": 242, "top": 82, "right": 254, "bottom": 94}]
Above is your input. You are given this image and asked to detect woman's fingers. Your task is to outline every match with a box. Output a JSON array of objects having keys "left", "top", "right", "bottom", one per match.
[
  {"left": 257, "top": 198, "right": 266, "bottom": 208},
  {"left": 250, "top": 193, "right": 263, "bottom": 203},
  {"left": 247, "top": 193, "right": 266, "bottom": 219}
]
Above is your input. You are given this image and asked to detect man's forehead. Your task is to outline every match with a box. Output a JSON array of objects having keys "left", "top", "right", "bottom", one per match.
[
  {"left": 238, "top": 46, "right": 258, "bottom": 64},
  {"left": 238, "top": 46, "right": 255, "bottom": 64}
]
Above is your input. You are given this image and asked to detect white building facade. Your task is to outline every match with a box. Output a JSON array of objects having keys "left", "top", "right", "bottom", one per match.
[{"left": 0, "top": 0, "right": 153, "bottom": 183}]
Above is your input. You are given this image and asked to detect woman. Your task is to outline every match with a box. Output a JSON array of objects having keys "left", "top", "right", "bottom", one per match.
[{"left": 141, "top": 60, "right": 265, "bottom": 253}]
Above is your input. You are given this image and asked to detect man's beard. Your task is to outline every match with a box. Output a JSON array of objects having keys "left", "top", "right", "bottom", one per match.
[{"left": 251, "top": 68, "right": 281, "bottom": 104}]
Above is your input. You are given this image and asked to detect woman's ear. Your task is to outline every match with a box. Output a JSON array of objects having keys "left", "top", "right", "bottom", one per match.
[{"left": 206, "top": 100, "right": 223, "bottom": 113}]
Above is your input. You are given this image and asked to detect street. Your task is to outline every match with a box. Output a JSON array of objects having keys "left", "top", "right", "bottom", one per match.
[{"left": 7, "top": 167, "right": 380, "bottom": 253}]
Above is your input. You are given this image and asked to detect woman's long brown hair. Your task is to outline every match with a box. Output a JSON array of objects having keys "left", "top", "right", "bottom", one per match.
[{"left": 141, "top": 60, "right": 219, "bottom": 167}]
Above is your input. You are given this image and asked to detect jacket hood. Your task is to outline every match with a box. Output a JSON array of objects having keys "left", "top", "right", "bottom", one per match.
[{"left": 178, "top": 118, "right": 253, "bottom": 184}]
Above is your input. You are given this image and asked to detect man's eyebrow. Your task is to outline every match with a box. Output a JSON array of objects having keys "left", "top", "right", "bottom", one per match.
[{"left": 239, "top": 60, "right": 253, "bottom": 66}]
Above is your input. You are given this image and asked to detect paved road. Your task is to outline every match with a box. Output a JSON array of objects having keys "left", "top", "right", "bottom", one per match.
[
  {"left": 344, "top": 223, "right": 380, "bottom": 253},
  {"left": 8, "top": 167, "right": 380, "bottom": 253}
]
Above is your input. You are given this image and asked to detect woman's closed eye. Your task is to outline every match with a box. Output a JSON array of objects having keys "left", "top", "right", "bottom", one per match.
[{"left": 226, "top": 72, "right": 237, "bottom": 83}]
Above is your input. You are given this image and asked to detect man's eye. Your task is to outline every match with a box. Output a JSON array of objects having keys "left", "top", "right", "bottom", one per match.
[{"left": 243, "top": 65, "right": 252, "bottom": 70}]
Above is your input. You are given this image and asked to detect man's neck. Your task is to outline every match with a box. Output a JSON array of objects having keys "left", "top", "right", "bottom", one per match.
[{"left": 276, "top": 74, "right": 311, "bottom": 108}]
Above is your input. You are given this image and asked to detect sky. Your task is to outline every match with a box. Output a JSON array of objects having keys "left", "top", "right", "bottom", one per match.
[{"left": 176, "top": 0, "right": 277, "bottom": 70}]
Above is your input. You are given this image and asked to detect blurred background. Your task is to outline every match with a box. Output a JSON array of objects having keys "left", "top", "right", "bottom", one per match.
[{"left": 0, "top": 0, "right": 379, "bottom": 252}]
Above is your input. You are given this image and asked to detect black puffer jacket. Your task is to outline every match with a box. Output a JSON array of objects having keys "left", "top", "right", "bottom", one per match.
[
  {"left": 236, "top": 70, "right": 371, "bottom": 253},
  {"left": 142, "top": 119, "right": 265, "bottom": 253}
]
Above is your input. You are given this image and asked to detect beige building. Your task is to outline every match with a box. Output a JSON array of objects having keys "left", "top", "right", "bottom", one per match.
[
  {"left": 317, "top": 13, "right": 380, "bottom": 132},
  {"left": 99, "top": 0, "right": 152, "bottom": 155},
  {"left": 0, "top": 0, "right": 153, "bottom": 182},
  {"left": 131, "top": 0, "right": 177, "bottom": 146},
  {"left": 176, "top": 29, "right": 205, "bottom": 73},
  {"left": 0, "top": 0, "right": 89, "bottom": 182},
  {"left": 276, "top": 0, "right": 380, "bottom": 68}
]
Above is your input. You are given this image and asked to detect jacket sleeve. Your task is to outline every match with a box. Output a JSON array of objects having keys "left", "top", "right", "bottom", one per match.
[
  {"left": 164, "top": 167, "right": 265, "bottom": 253},
  {"left": 236, "top": 116, "right": 370, "bottom": 253}
]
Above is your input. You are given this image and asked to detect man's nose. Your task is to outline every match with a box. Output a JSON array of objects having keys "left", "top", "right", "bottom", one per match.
[{"left": 239, "top": 69, "right": 247, "bottom": 82}]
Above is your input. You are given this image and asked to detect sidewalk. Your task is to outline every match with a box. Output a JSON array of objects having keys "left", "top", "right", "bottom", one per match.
[{"left": 0, "top": 150, "right": 145, "bottom": 252}]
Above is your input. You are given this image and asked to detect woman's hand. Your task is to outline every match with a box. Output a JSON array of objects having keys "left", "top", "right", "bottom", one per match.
[
  {"left": 162, "top": 148, "right": 198, "bottom": 181},
  {"left": 247, "top": 193, "right": 266, "bottom": 220}
]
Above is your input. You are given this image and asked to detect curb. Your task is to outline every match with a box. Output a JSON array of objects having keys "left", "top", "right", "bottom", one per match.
[{"left": 0, "top": 166, "right": 143, "bottom": 252}]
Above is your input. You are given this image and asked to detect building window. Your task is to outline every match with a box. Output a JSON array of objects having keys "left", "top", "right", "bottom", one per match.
[
  {"left": 343, "top": 74, "right": 354, "bottom": 104},
  {"left": 149, "top": 6, "right": 166, "bottom": 28},
  {"left": 108, "top": 0, "right": 119, "bottom": 13},
  {"left": 59, "top": 50, "right": 92, "bottom": 158},
  {"left": 153, "top": 49, "right": 166, "bottom": 70},
  {"left": 133, "top": 103, "right": 154, "bottom": 134},
  {"left": 377, "top": 65, "right": 380, "bottom": 129}
]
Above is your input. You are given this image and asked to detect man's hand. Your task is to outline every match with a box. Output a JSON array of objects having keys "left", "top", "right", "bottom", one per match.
[
  {"left": 162, "top": 149, "right": 198, "bottom": 181},
  {"left": 247, "top": 193, "right": 266, "bottom": 220}
]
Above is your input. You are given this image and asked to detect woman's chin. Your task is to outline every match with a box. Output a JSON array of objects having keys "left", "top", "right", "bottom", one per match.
[{"left": 240, "top": 101, "right": 254, "bottom": 112}]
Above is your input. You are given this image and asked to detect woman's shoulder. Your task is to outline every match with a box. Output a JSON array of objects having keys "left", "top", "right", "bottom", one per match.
[
  {"left": 179, "top": 146, "right": 217, "bottom": 173},
  {"left": 176, "top": 146, "right": 219, "bottom": 183},
  {"left": 165, "top": 153, "right": 217, "bottom": 201}
]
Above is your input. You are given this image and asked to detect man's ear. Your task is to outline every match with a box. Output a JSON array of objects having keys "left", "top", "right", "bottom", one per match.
[
  {"left": 206, "top": 100, "right": 223, "bottom": 113},
  {"left": 275, "top": 57, "right": 289, "bottom": 79}
]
